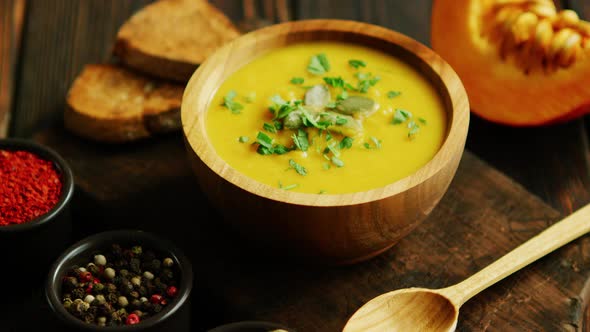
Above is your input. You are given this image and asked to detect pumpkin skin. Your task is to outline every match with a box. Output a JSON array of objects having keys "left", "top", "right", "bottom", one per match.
[{"left": 431, "top": 0, "right": 590, "bottom": 126}]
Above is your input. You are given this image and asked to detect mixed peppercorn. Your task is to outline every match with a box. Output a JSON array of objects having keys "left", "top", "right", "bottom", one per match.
[{"left": 60, "top": 244, "right": 179, "bottom": 327}]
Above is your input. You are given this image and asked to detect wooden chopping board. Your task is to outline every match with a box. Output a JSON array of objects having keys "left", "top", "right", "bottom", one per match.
[{"left": 33, "top": 127, "right": 590, "bottom": 332}]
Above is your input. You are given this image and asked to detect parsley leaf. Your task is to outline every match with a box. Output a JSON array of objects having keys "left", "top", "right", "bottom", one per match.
[
  {"left": 349, "top": 59, "right": 367, "bottom": 69},
  {"left": 356, "top": 73, "right": 381, "bottom": 93},
  {"left": 291, "top": 77, "right": 304, "bottom": 85},
  {"left": 335, "top": 117, "right": 348, "bottom": 125},
  {"left": 292, "top": 129, "right": 309, "bottom": 152},
  {"left": 392, "top": 109, "right": 413, "bottom": 124},
  {"left": 408, "top": 123, "right": 420, "bottom": 138},
  {"left": 279, "top": 181, "right": 298, "bottom": 190},
  {"left": 263, "top": 122, "right": 277, "bottom": 133},
  {"left": 256, "top": 131, "right": 273, "bottom": 149},
  {"left": 308, "top": 53, "right": 330, "bottom": 75},
  {"left": 387, "top": 91, "right": 401, "bottom": 98},
  {"left": 222, "top": 90, "right": 244, "bottom": 114},
  {"left": 418, "top": 117, "right": 427, "bottom": 125},
  {"left": 269, "top": 95, "right": 298, "bottom": 119},
  {"left": 339, "top": 136, "right": 353, "bottom": 149},
  {"left": 323, "top": 76, "right": 345, "bottom": 88},
  {"left": 238, "top": 136, "right": 249, "bottom": 143},
  {"left": 289, "top": 159, "right": 308, "bottom": 176},
  {"left": 363, "top": 142, "right": 371, "bottom": 149},
  {"left": 273, "top": 144, "right": 290, "bottom": 155}
]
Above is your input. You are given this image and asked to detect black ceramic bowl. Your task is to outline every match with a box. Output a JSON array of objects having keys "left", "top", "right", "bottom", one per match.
[
  {"left": 0, "top": 138, "right": 74, "bottom": 287},
  {"left": 46, "top": 230, "right": 193, "bottom": 332},
  {"left": 208, "top": 321, "right": 294, "bottom": 332}
]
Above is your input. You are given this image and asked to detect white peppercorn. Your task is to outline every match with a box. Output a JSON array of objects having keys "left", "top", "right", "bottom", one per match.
[
  {"left": 104, "top": 267, "right": 116, "bottom": 279},
  {"left": 131, "top": 276, "right": 141, "bottom": 287},
  {"left": 162, "top": 257, "right": 174, "bottom": 267},
  {"left": 118, "top": 296, "right": 129, "bottom": 307},
  {"left": 94, "top": 254, "right": 107, "bottom": 266},
  {"left": 143, "top": 271, "right": 154, "bottom": 280},
  {"left": 84, "top": 295, "right": 95, "bottom": 304}
]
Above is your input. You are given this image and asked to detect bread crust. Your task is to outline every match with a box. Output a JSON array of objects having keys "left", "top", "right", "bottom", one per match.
[
  {"left": 114, "top": 0, "right": 240, "bottom": 82},
  {"left": 65, "top": 64, "right": 184, "bottom": 143}
]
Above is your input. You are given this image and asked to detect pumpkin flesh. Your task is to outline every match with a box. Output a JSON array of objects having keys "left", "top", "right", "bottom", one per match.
[{"left": 431, "top": 0, "right": 590, "bottom": 126}]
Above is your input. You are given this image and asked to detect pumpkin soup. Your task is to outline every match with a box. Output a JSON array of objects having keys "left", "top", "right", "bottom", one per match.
[{"left": 206, "top": 41, "right": 447, "bottom": 194}]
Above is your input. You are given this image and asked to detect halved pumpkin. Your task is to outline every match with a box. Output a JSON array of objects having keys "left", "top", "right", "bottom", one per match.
[{"left": 431, "top": 0, "right": 590, "bottom": 126}]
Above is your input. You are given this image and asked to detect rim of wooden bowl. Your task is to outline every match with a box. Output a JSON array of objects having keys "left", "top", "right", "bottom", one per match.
[{"left": 181, "top": 19, "right": 469, "bottom": 207}]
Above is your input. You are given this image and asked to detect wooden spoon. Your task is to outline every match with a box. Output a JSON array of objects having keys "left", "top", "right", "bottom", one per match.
[{"left": 343, "top": 203, "right": 590, "bottom": 331}]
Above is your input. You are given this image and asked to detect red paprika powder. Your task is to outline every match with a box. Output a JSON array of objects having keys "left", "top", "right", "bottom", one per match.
[{"left": 0, "top": 150, "right": 62, "bottom": 226}]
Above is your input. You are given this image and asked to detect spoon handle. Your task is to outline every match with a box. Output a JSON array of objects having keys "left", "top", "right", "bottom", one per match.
[{"left": 440, "top": 203, "right": 590, "bottom": 306}]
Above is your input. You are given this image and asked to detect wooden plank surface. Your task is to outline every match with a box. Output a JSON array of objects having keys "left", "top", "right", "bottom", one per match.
[
  {"left": 0, "top": 0, "right": 25, "bottom": 137},
  {"left": 9, "top": 0, "right": 151, "bottom": 137},
  {"left": 28, "top": 127, "right": 581, "bottom": 331}
]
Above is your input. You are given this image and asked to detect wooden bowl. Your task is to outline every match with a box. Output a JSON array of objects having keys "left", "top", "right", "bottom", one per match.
[{"left": 181, "top": 20, "right": 469, "bottom": 264}]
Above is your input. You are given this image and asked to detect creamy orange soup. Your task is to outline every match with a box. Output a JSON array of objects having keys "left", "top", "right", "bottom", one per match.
[{"left": 206, "top": 41, "right": 447, "bottom": 194}]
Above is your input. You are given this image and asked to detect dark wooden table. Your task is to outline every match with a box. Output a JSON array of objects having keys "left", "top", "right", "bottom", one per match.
[{"left": 2, "top": 0, "right": 590, "bottom": 331}]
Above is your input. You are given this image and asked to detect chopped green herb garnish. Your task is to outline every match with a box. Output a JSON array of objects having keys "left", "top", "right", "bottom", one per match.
[
  {"left": 408, "top": 123, "right": 420, "bottom": 138},
  {"left": 238, "top": 136, "right": 249, "bottom": 143},
  {"left": 222, "top": 90, "right": 244, "bottom": 114},
  {"left": 279, "top": 181, "right": 298, "bottom": 190},
  {"left": 257, "top": 131, "right": 273, "bottom": 149},
  {"left": 318, "top": 189, "right": 327, "bottom": 194},
  {"left": 300, "top": 107, "right": 328, "bottom": 129},
  {"left": 363, "top": 142, "right": 371, "bottom": 149},
  {"left": 335, "top": 117, "right": 348, "bottom": 125},
  {"left": 292, "top": 129, "right": 309, "bottom": 152},
  {"left": 323, "top": 163, "right": 331, "bottom": 170},
  {"left": 308, "top": 53, "right": 330, "bottom": 75},
  {"left": 263, "top": 122, "right": 277, "bottom": 133},
  {"left": 392, "top": 109, "right": 413, "bottom": 124},
  {"left": 269, "top": 95, "right": 298, "bottom": 119},
  {"left": 387, "top": 91, "right": 401, "bottom": 98},
  {"left": 324, "top": 76, "right": 356, "bottom": 91},
  {"left": 407, "top": 120, "right": 416, "bottom": 129},
  {"left": 326, "top": 142, "right": 341, "bottom": 157},
  {"left": 331, "top": 156, "right": 345, "bottom": 168},
  {"left": 291, "top": 77, "right": 305, "bottom": 85},
  {"left": 349, "top": 59, "right": 367, "bottom": 69},
  {"left": 257, "top": 131, "right": 291, "bottom": 155},
  {"left": 356, "top": 73, "right": 381, "bottom": 93},
  {"left": 370, "top": 136, "right": 382, "bottom": 149},
  {"left": 339, "top": 136, "right": 353, "bottom": 149},
  {"left": 289, "top": 159, "right": 308, "bottom": 176},
  {"left": 323, "top": 76, "right": 344, "bottom": 88},
  {"left": 418, "top": 117, "right": 427, "bottom": 125},
  {"left": 273, "top": 120, "right": 283, "bottom": 131},
  {"left": 273, "top": 144, "right": 290, "bottom": 155}
]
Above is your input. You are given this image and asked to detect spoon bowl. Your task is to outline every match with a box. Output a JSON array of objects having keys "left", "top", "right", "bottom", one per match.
[
  {"left": 343, "top": 203, "right": 590, "bottom": 331},
  {"left": 344, "top": 288, "right": 457, "bottom": 332}
]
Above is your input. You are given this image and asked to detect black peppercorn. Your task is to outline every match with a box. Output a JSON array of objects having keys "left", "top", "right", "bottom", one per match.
[
  {"left": 130, "top": 258, "right": 141, "bottom": 274},
  {"left": 71, "top": 287, "right": 85, "bottom": 300}
]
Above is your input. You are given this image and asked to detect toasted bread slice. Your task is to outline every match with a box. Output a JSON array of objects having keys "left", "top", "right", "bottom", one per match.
[
  {"left": 114, "top": 0, "right": 240, "bottom": 82},
  {"left": 65, "top": 64, "right": 184, "bottom": 143}
]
